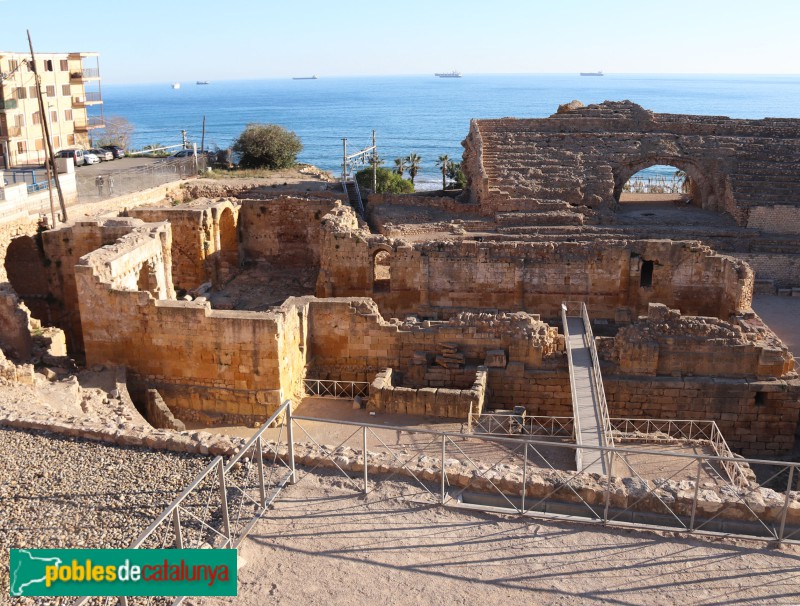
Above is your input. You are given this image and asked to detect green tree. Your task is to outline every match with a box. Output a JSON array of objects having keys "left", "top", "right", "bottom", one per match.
[
  {"left": 232, "top": 123, "right": 303, "bottom": 169},
  {"left": 393, "top": 157, "right": 407, "bottom": 177},
  {"left": 435, "top": 154, "right": 451, "bottom": 190},
  {"left": 447, "top": 161, "right": 467, "bottom": 189},
  {"left": 356, "top": 167, "right": 414, "bottom": 194},
  {"left": 406, "top": 153, "right": 422, "bottom": 185}
]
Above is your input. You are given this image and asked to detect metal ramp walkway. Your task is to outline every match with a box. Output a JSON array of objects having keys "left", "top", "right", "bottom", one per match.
[{"left": 562, "top": 302, "right": 613, "bottom": 475}]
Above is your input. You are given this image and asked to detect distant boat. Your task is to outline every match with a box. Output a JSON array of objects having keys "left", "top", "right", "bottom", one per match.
[
  {"left": 292, "top": 75, "right": 318, "bottom": 80},
  {"left": 580, "top": 71, "right": 604, "bottom": 76},
  {"left": 171, "top": 82, "right": 181, "bottom": 89},
  {"left": 435, "top": 70, "right": 462, "bottom": 78},
  {"left": 196, "top": 81, "right": 210, "bottom": 85}
]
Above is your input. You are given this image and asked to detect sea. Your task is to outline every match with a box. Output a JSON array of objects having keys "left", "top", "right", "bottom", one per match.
[{"left": 101, "top": 74, "right": 800, "bottom": 190}]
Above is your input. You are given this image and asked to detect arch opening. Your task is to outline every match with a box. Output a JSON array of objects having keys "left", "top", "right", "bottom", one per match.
[
  {"left": 219, "top": 208, "right": 238, "bottom": 255},
  {"left": 373, "top": 250, "right": 391, "bottom": 293},
  {"left": 613, "top": 158, "right": 713, "bottom": 212}
]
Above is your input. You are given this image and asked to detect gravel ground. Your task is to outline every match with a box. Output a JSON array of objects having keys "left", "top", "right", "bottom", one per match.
[
  {"left": 196, "top": 470, "right": 800, "bottom": 606},
  {"left": 0, "top": 427, "right": 210, "bottom": 600}
]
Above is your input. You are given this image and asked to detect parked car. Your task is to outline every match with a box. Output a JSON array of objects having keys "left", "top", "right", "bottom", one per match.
[
  {"left": 89, "top": 148, "right": 114, "bottom": 162},
  {"left": 84, "top": 152, "right": 100, "bottom": 165},
  {"left": 101, "top": 145, "right": 125, "bottom": 159},
  {"left": 55, "top": 148, "right": 87, "bottom": 166},
  {"left": 171, "top": 149, "right": 195, "bottom": 158}
]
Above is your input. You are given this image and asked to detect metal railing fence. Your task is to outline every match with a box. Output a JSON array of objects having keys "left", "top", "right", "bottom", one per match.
[
  {"left": 471, "top": 412, "right": 574, "bottom": 437},
  {"left": 289, "top": 412, "right": 800, "bottom": 547},
  {"left": 303, "top": 378, "right": 369, "bottom": 399},
  {"left": 579, "top": 301, "right": 615, "bottom": 451},
  {"left": 610, "top": 418, "right": 750, "bottom": 488},
  {"left": 75, "top": 156, "right": 206, "bottom": 202},
  {"left": 71, "top": 400, "right": 294, "bottom": 606}
]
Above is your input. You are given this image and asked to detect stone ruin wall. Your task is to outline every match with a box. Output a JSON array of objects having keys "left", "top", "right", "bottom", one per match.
[
  {"left": 4, "top": 219, "right": 160, "bottom": 353},
  {"left": 74, "top": 226, "right": 306, "bottom": 424},
  {"left": 462, "top": 101, "right": 800, "bottom": 230},
  {"left": 238, "top": 194, "right": 344, "bottom": 269},
  {"left": 316, "top": 208, "right": 754, "bottom": 321},
  {"left": 127, "top": 199, "right": 240, "bottom": 292}
]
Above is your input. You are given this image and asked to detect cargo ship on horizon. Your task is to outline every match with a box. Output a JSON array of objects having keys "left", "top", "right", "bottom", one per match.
[
  {"left": 435, "top": 70, "right": 462, "bottom": 78},
  {"left": 580, "top": 71, "right": 604, "bottom": 76}
]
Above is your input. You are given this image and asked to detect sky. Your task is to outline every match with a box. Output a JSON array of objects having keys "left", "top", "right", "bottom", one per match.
[{"left": 1, "top": 0, "right": 799, "bottom": 84}]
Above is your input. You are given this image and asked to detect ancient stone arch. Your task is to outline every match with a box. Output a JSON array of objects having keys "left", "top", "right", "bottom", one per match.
[{"left": 461, "top": 101, "right": 800, "bottom": 227}]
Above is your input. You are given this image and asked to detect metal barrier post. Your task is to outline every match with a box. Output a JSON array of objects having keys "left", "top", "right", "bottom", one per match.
[
  {"left": 217, "top": 459, "right": 231, "bottom": 545},
  {"left": 441, "top": 434, "right": 447, "bottom": 504},
  {"left": 256, "top": 436, "right": 266, "bottom": 506},
  {"left": 363, "top": 426, "right": 369, "bottom": 494},
  {"left": 286, "top": 402, "right": 297, "bottom": 484},
  {"left": 172, "top": 508, "right": 184, "bottom": 549},
  {"left": 521, "top": 443, "right": 528, "bottom": 514},
  {"left": 689, "top": 459, "right": 703, "bottom": 531},
  {"left": 603, "top": 452, "right": 614, "bottom": 526},
  {"left": 778, "top": 466, "right": 795, "bottom": 545}
]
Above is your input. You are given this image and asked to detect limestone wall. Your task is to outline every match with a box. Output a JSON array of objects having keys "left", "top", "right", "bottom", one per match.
[
  {"left": 239, "top": 194, "right": 344, "bottom": 267},
  {"left": 746, "top": 205, "right": 800, "bottom": 235},
  {"left": 0, "top": 283, "right": 33, "bottom": 359},
  {"left": 606, "top": 304, "right": 795, "bottom": 379},
  {"left": 317, "top": 210, "right": 754, "bottom": 321},
  {"left": 305, "top": 298, "right": 559, "bottom": 383},
  {"left": 463, "top": 101, "right": 800, "bottom": 227},
  {"left": 368, "top": 366, "right": 488, "bottom": 419},
  {"left": 74, "top": 228, "right": 307, "bottom": 423},
  {"left": 128, "top": 199, "right": 239, "bottom": 291},
  {"left": 605, "top": 375, "right": 800, "bottom": 457}
]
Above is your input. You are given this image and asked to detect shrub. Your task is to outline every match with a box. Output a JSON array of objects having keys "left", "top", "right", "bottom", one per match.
[
  {"left": 356, "top": 167, "right": 414, "bottom": 194},
  {"left": 232, "top": 123, "right": 303, "bottom": 169}
]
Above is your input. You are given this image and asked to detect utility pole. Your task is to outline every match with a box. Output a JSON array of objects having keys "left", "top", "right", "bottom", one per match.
[
  {"left": 341, "top": 138, "right": 347, "bottom": 181},
  {"left": 200, "top": 116, "right": 206, "bottom": 153},
  {"left": 28, "top": 30, "right": 67, "bottom": 223},
  {"left": 372, "top": 129, "right": 377, "bottom": 193}
]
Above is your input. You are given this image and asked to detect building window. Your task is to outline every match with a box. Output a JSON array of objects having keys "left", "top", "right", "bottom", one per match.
[
  {"left": 53, "top": 135, "right": 61, "bottom": 147},
  {"left": 15, "top": 87, "right": 26, "bottom": 100},
  {"left": 35, "top": 138, "right": 44, "bottom": 151},
  {"left": 62, "top": 84, "right": 71, "bottom": 96},
  {"left": 9, "top": 59, "right": 18, "bottom": 72},
  {"left": 64, "top": 109, "right": 73, "bottom": 121},
  {"left": 29, "top": 85, "right": 37, "bottom": 98},
  {"left": 46, "top": 85, "right": 55, "bottom": 97},
  {"left": 14, "top": 114, "right": 25, "bottom": 127},
  {"left": 640, "top": 260, "right": 654, "bottom": 288},
  {"left": 67, "top": 134, "right": 75, "bottom": 145},
  {"left": 60, "top": 59, "right": 69, "bottom": 71},
  {"left": 32, "top": 111, "right": 41, "bottom": 125},
  {"left": 44, "top": 60, "right": 53, "bottom": 72},
  {"left": 17, "top": 141, "right": 26, "bottom": 154},
  {"left": 50, "top": 110, "right": 58, "bottom": 123}
]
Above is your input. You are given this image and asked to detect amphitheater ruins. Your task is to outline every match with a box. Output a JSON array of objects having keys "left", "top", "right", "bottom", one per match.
[{"left": 2, "top": 100, "right": 800, "bottom": 552}]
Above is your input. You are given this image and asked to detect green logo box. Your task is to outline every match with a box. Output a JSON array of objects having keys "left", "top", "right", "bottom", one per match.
[{"left": 9, "top": 549, "right": 237, "bottom": 597}]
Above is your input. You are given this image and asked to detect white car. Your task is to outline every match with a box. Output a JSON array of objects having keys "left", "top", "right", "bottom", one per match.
[{"left": 84, "top": 152, "right": 100, "bottom": 165}]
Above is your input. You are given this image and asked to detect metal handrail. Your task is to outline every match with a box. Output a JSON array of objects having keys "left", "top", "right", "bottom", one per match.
[
  {"left": 561, "top": 303, "right": 583, "bottom": 472},
  {"left": 580, "top": 302, "right": 615, "bottom": 451}
]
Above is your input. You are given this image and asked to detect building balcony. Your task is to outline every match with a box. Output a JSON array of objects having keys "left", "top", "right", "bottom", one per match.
[
  {"left": 72, "top": 91, "right": 103, "bottom": 106},
  {"left": 1, "top": 99, "right": 18, "bottom": 111},
  {"left": 1, "top": 126, "right": 22, "bottom": 138},
  {"left": 70, "top": 68, "right": 101, "bottom": 81},
  {"left": 73, "top": 116, "right": 104, "bottom": 131}
]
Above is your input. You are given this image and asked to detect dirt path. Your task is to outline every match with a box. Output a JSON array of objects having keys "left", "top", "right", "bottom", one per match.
[{"left": 193, "top": 470, "right": 800, "bottom": 606}]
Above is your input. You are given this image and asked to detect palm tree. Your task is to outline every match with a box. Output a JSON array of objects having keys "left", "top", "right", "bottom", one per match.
[
  {"left": 436, "top": 154, "right": 451, "bottom": 190},
  {"left": 393, "top": 157, "right": 407, "bottom": 177},
  {"left": 406, "top": 153, "right": 422, "bottom": 185}
]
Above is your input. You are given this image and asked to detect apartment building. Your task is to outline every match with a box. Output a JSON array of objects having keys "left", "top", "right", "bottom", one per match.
[{"left": 0, "top": 51, "right": 104, "bottom": 168}]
